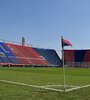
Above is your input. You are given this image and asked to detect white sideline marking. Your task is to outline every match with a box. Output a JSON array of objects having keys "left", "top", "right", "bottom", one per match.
[
  {"left": 0, "top": 79, "right": 42, "bottom": 88},
  {"left": 0, "top": 80, "right": 63, "bottom": 92},
  {"left": 66, "top": 85, "right": 90, "bottom": 92}
]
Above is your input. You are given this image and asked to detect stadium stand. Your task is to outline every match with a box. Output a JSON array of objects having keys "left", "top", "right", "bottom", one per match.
[
  {"left": 0, "top": 41, "right": 62, "bottom": 66},
  {"left": 64, "top": 50, "right": 90, "bottom": 68},
  {"left": 33, "top": 48, "right": 62, "bottom": 66},
  {"left": 0, "top": 42, "right": 49, "bottom": 66},
  {"left": 0, "top": 42, "right": 16, "bottom": 64},
  {"left": 5, "top": 43, "right": 49, "bottom": 66}
]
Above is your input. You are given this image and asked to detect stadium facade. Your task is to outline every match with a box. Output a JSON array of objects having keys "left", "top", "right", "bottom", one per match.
[{"left": 64, "top": 50, "right": 90, "bottom": 68}]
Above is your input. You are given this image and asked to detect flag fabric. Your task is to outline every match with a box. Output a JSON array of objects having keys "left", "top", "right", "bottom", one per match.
[{"left": 61, "top": 36, "right": 72, "bottom": 48}]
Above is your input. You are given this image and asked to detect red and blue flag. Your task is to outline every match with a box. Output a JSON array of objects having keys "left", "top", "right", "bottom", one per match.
[{"left": 61, "top": 36, "right": 72, "bottom": 48}]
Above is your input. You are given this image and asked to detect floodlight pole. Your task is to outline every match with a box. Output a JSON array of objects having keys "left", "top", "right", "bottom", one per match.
[{"left": 62, "top": 47, "right": 66, "bottom": 92}]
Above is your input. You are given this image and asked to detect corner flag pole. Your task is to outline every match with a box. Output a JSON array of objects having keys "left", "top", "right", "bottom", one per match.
[
  {"left": 62, "top": 46, "right": 66, "bottom": 92},
  {"left": 61, "top": 36, "right": 72, "bottom": 92}
]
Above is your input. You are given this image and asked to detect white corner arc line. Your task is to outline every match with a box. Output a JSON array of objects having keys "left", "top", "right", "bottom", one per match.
[
  {"left": 66, "top": 85, "right": 90, "bottom": 92},
  {"left": 44, "top": 85, "right": 78, "bottom": 88},
  {"left": 42, "top": 87, "right": 63, "bottom": 92}
]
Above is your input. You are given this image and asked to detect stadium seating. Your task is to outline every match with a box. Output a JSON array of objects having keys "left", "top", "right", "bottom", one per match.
[
  {"left": 33, "top": 48, "right": 62, "bottom": 66},
  {"left": 0, "top": 42, "right": 17, "bottom": 64},
  {"left": 0, "top": 41, "right": 62, "bottom": 66},
  {"left": 5, "top": 43, "right": 49, "bottom": 65}
]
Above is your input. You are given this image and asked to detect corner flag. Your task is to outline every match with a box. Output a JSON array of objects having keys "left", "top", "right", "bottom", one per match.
[{"left": 61, "top": 36, "right": 72, "bottom": 48}]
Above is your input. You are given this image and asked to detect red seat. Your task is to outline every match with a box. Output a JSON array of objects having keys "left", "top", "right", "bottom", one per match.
[{"left": 6, "top": 43, "right": 49, "bottom": 66}]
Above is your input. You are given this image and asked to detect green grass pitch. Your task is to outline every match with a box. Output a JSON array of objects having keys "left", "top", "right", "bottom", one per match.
[{"left": 0, "top": 67, "right": 90, "bottom": 100}]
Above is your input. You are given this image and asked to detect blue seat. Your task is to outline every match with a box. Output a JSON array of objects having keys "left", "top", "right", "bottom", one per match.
[
  {"left": 33, "top": 48, "right": 62, "bottom": 66},
  {"left": 0, "top": 42, "right": 19, "bottom": 64}
]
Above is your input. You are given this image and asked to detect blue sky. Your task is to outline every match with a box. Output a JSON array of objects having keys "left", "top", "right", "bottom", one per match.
[{"left": 0, "top": 0, "right": 90, "bottom": 56}]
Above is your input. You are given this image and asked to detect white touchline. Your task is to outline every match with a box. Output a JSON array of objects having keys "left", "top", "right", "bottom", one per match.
[
  {"left": 0, "top": 79, "right": 64, "bottom": 92},
  {"left": 0, "top": 79, "right": 42, "bottom": 88}
]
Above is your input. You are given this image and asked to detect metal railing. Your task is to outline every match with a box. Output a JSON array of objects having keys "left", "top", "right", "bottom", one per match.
[
  {"left": 65, "top": 62, "right": 90, "bottom": 68},
  {"left": 0, "top": 38, "right": 31, "bottom": 47}
]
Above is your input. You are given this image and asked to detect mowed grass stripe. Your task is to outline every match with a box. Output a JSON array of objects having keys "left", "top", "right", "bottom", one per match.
[
  {"left": 0, "top": 67, "right": 90, "bottom": 86},
  {"left": 0, "top": 67, "right": 63, "bottom": 85}
]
